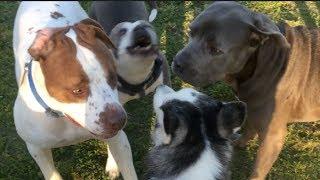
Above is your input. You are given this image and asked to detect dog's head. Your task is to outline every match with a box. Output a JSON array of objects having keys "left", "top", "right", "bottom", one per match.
[
  {"left": 172, "top": 1, "right": 289, "bottom": 87},
  {"left": 152, "top": 85, "right": 246, "bottom": 146},
  {"left": 28, "top": 18, "right": 125, "bottom": 138},
  {"left": 109, "top": 20, "right": 159, "bottom": 65}
]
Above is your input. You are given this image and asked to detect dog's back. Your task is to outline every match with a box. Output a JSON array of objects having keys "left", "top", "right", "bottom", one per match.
[
  {"left": 276, "top": 24, "right": 320, "bottom": 123},
  {"left": 90, "top": 1, "right": 148, "bottom": 34}
]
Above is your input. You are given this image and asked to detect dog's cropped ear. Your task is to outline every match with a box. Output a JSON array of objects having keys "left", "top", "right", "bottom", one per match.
[
  {"left": 248, "top": 13, "right": 289, "bottom": 48},
  {"left": 28, "top": 27, "right": 69, "bottom": 60},
  {"left": 76, "top": 18, "right": 116, "bottom": 50},
  {"left": 217, "top": 101, "right": 247, "bottom": 138}
]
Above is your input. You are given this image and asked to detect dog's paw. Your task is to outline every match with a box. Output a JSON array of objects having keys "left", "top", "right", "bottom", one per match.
[{"left": 105, "top": 159, "right": 120, "bottom": 180}]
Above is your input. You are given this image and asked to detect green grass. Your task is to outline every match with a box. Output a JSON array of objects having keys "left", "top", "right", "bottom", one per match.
[{"left": 1, "top": 1, "right": 320, "bottom": 180}]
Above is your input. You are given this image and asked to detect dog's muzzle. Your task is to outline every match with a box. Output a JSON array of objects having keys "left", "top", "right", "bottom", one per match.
[
  {"left": 127, "top": 26, "right": 158, "bottom": 55},
  {"left": 97, "top": 103, "right": 127, "bottom": 138}
]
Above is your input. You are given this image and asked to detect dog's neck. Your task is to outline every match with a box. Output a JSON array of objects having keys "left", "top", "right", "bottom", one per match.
[
  {"left": 230, "top": 31, "right": 290, "bottom": 113},
  {"left": 116, "top": 54, "right": 156, "bottom": 84}
]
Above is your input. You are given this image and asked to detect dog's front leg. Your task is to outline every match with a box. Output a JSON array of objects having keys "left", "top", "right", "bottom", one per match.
[
  {"left": 250, "top": 122, "right": 287, "bottom": 180},
  {"left": 104, "top": 130, "right": 137, "bottom": 180},
  {"left": 26, "top": 143, "right": 62, "bottom": 180}
]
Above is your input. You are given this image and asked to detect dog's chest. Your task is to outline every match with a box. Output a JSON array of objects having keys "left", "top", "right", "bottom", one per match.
[
  {"left": 14, "top": 96, "right": 92, "bottom": 148},
  {"left": 167, "top": 147, "right": 222, "bottom": 180}
]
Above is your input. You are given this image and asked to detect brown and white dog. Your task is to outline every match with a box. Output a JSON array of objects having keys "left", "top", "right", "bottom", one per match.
[
  {"left": 13, "top": 1, "right": 137, "bottom": 180},
  {"left": 172, "top": 1, "right": 320, "bottom": 179}
]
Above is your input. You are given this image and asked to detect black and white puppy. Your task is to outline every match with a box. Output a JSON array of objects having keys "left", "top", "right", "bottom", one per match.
[
  {"left": 90, "top": 1, "right": 171, "bottom": 104},
  {"left": 146, "top": 85, "right": 246, "bottom": 180}
]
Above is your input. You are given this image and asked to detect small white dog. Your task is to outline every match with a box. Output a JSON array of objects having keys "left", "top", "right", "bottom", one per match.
[{"left": 13, "top": 1, "right": 137, "bottom": 180}]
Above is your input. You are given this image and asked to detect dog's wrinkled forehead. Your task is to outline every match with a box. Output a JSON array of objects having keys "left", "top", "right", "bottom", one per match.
[{"left": 190, "top": 1, "right": 253, "bottom": 45}]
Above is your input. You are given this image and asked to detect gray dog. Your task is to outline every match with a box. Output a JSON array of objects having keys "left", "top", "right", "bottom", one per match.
[{"left": 172, "top": 1, "right": 320, "bottom": 179}]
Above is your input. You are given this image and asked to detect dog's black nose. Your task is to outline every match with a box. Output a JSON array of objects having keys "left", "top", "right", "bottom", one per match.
[{"left": 133, "top": 26, "right": 151, "bottom": 47}]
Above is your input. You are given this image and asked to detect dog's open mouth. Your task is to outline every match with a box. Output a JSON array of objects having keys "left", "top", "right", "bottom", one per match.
[{"left": 127, "top": 37, "right": 158, "bottom": 56}]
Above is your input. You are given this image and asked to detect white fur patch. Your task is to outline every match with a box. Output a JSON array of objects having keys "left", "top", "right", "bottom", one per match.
[
  {"left": 117, "top": 22, "right": 139, "bottom": 55},
  {"left": 175, "top": 143, "right": 222, "bottom": 180},
  {"left": 148, "top": 9, "right": 158, "bottom": 22}
]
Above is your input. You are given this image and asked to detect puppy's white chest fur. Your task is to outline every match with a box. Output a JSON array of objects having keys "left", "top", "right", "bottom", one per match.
[{"left": 174, "top": 145, "right": 222, "bottom": 180}]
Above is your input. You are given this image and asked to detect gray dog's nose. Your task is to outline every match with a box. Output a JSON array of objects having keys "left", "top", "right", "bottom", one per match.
[{"left": 172, "top": 57, "right": 184, "bottom": 74}]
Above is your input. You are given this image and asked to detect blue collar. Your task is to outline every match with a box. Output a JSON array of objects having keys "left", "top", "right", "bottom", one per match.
[{"left": 26, "top": 60, "right": 65, "bottom": 118}]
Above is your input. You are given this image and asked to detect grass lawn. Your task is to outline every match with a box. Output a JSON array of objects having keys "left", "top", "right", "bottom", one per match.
[{"left": 1, "top": 1, "right": 320, "bottom": 180}]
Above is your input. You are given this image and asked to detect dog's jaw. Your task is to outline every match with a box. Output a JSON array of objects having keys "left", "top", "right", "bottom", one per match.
[{"left": 116, "top": 53, "right": 157, "bottom": 84}]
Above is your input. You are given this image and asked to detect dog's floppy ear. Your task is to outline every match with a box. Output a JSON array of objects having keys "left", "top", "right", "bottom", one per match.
[
  {"left": 217, "top": 101, "right": 247, "bottom": 138},
  {"left": 248, "top": 13, "right": 289, "bottom": 48},
  {"left": 160, "top": 100, "right": 202, "bottom": 136},
  {"left": 75, "top": 18, "right": 116, "bottom": 50},
  {"left": 28, "top": 27, "right": 69, "bottom": 60}
]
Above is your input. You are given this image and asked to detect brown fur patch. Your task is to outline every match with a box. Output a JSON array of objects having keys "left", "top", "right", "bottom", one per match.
[
  {"left": 28, "top": 19, "right": 118, "bottom": 103},
  {"left": 29, "top": 27, "right": 90, "bottom": 103}
]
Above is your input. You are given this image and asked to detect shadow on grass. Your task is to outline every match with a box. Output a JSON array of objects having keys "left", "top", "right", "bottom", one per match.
[
  {"left": 231, "top": 146, "right": 256, "bottom": 180},
  {"left": 295, "top": 1, "right": 317, "bottom": 27}
]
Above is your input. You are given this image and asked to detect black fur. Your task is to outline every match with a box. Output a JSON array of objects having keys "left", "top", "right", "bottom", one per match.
[{"left": 145, "top": 100, "right": 205, "bottom": 179}]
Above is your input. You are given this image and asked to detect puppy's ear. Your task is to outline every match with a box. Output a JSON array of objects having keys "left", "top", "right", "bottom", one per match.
[
  {"left": 248, "top": 13, "right": 289, "bottom": 48},
  {"left": 160, "top": 103, "right": 179, "bottom": 136},
  {"left": 217, "top": 101, "right": 247, "bottom": 138}
]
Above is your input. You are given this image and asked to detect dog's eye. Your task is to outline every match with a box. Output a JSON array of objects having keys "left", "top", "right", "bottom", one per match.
[
  {"left": 119, "top": 28, "right": 127, "bottom": 36},
  {"left": 208, "top": 44, "right": 223, "bottom": 55},
  {"left": 72, "top": 89, "right": 84, "bottom": 95}
]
